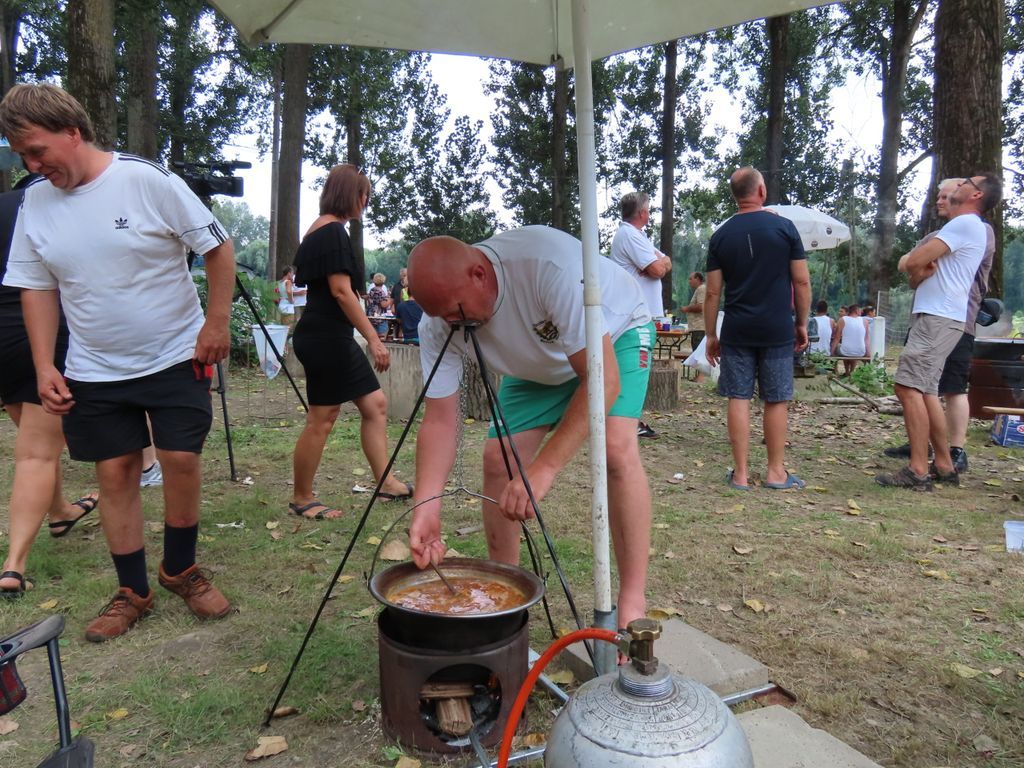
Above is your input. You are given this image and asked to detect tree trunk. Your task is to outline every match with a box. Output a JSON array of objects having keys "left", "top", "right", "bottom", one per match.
[
  {"left": 867, "top": 0, "right": 928, "bottom": 300},
  {"left": 764, "top": 15, "right": 789, "bottom": 204},
  {"left": 659, "top": 40, "right": 678, "bottom": 312},
  {"left": 346, "top": 104, "right": 365, "bottom": 285},
  {"left": 66, "top": 0, "right": 116, "bottom": 149},
  {"left": 274, "top": 43, "right": 311, "bottom": 282},
  {"left": 166, "top": 3, "right": 202, "bottom": 167},
  {"left": 551, "top": 58, "right": 569, "bottom": 232},
  {"left": 0, "top": 5, "right": 22, "bottom": 192},
  {"left": 123, "top": 0, "right": 159, "bottom": 159},
  {"left": 268, "top": 52, "right": 283, "bottom": 276},
  {"left": 928, "top": 0, "right": 1004, "bottom": 295}
]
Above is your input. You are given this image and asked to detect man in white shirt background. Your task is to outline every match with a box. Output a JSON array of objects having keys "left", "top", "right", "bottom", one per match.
[{"left": 610, "top": 191, "right": 672, "bottom": 438}]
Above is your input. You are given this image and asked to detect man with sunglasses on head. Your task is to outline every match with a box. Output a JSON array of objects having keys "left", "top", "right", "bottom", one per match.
[
  {"left": 877, "top": 173, "right": 1001, "bottom": 491},
  {"left": 405, "top": 226, "right": 655, "bottom": 630}
]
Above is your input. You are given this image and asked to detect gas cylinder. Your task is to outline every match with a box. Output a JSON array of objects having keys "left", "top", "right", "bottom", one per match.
[{"left": 544, "top": 620, "right": 753, "bottom": 768}]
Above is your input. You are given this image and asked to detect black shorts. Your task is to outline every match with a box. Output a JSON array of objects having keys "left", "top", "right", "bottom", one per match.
[
  {"left": 937, "top": 332, "right": 974, "bottom": 396},
  {"left": 0, "top": 324, "right": 69, "bottom": 406},
  {"left": 62, "top": 360, "right": 213, "bottom": 462},
  {"left": 293, "top": 328, "right": 380, "bottom": 406}
]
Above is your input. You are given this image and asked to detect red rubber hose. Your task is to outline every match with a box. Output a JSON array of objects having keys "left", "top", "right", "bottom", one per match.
[{"left": 497, "top": 627, "right": 621, "bottom": 768}]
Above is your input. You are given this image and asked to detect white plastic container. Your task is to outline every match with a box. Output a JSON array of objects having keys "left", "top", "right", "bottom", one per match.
[
  {"left": 1004, "top": 520, "right": 1024, "bottom": 553},
  {"left": 252, "top": 323, "right": 289, "bottom": 379}
]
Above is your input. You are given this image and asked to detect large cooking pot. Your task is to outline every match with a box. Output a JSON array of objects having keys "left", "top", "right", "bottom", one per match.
[{"left": 369, "top": 558, "right": 544, "bottom": 651}]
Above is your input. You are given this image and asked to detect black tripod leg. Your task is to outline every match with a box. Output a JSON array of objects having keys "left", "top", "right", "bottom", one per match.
[
  {"left": 466, "top": 328, "right": 591, "bottom": 653},
  {"left": 261, "top": 326, "right": 459, "bottom": 728},
  {"left": 235, "top": 274, "right": 308, "bottom": 412},
  {"left": 213, "top": 362, "right": 237, "bottom": 482}
]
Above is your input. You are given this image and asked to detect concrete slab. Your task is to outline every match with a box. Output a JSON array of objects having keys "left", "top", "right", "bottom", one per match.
[
  {"left": 562, "top": 618, "right": 772, "bottom": 696},
  {"left": 738, "top": 706, "right": 882, "bottom": 768}
]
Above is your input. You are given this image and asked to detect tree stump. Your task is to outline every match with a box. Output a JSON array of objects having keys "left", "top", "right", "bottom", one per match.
[
  {"left": 644, "top": 359, "right": 679, "bottom": 411},
  {"left": 461, "top": 357, "right": 502, "bottom": 421}
]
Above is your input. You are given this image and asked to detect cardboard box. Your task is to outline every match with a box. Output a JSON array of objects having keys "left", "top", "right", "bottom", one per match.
[{"left": 991, "top": 414, "right": 1024, "bottom": 447}]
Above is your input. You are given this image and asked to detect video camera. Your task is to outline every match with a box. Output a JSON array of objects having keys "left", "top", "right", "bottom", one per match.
[{"left": 173, "top": 159, "right": 251, "bottom": 198}]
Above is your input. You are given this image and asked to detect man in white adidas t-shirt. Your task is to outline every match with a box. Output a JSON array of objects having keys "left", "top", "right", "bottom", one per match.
[
  {"left": 876, "top": 173, "right": 1001, "bottom": 491},
  {"left": 407, "top": 226, "right": 655, "bottom": 629},
  {"left": 0, "top": 83, "right": 235, "bottom": 641}
]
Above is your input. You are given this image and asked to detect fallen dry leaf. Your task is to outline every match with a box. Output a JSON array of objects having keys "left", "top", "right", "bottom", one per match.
[
  {"left": 932, "top": 534, "right": 947, "bottom": 543},
  {"left": 744, "top": 599, "right": 764, "bottom": 613},
  {"left": 365, "top": 536, "right": 382, "bottom": 546},
  {"left": 732, "top": 544, "right": 753, "bottom": 555},
  {"left": 716, "top": 603, "right": 733, "bottom": 613},
  {"left": 270, "top": 530, "right": 283, "bottom": 541},
  {"left": 271, "top": 706, "right": 299, "bottom": 718},
  {"left": 546, "top": 669, "right": 574, "bottom": 685},
  {"left": 983, "top": 479, "right": 1003, "bottom": 487},
  {"left": 522, "top": 732, "right": 547, "bottom": 747},
  {"left": 276, "top": 586, "right": 291, "bottom": 595},
  {"left": 245, "top": 735, "right": 289, "bottom": 761},
  {"left": 663, "top": 550, "right": 676, "bottom": 559},
  {"left": 0, "top": 717, "right": 18, "bottom": 735},
  {"left": 822, "top": 529, "right": 840, "bottom": 537},
  {"left": 852, "top": 541, "right": 868, "bottom": 548},
  {"left": 847, "top": 499, "right": 861, "bottom": 512},
  {"left": 107, "top": 708, "right": 129, "bottom": 720},
  {"left": 950, "top": 662, "right": 982, "bottom": 679},
  {"left": 379, "top": 539, "right": 410, "bottom": 561},
  {"left": 353, "top": 606, "right": 376, "bottom": 618},
  {"left": 652, "top": 523, "right": 670, "bottom": 530},
  {"left": 923, "top": 569, "right": 951, "bottom": 580},
  {"left": 987, "top": 667, "right": 1004, "bottom": 677},
  {"left": 351, "top": 468, "right": 367, "bottom": 476},
  {"left": 648, "top": 607, "right": 680, "bottom": 620},
  {"left": 249, "top": 663, "right": 269, "bottom": 674},
  {"left": 266, "top": 521, "right": 280, "bottom": 530},
  {"left": 38, "top": 598, "right": 58, "bottom": 610},
  {"left": 351, "top": 700, "right": 367, "bottom": 712},
  {"left": 395, "top": 757, "right": 422, "bottom": 768},
  {"left": 337, "top": 575, "right": 355, "bottom": 584}
]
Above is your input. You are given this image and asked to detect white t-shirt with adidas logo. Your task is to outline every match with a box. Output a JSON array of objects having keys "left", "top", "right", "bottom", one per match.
[{"left": 3, "top": 153, "right": 228, "bottom": 381}]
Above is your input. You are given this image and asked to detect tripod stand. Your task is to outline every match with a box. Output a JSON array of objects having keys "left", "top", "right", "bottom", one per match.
[{"left": 263, "top": 320, "right": 593, "bottom": 726}]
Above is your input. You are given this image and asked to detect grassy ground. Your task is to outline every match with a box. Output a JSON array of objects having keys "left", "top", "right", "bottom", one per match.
[{"left": 1, "top": 364, "right": 1022, "bottom": 767}]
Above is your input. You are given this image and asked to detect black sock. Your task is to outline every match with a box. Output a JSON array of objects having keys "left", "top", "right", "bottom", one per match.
[
  {"left": 162, "top": 523, "right": 198, "bottom": 577},
  {"left": 111, "top": 549, "right": 150, "bottom": 597}
]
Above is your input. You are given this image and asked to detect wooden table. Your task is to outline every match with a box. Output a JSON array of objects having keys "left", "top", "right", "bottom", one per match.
[{"left": 654, "top": 329, "right": 690, "bottom": 360}]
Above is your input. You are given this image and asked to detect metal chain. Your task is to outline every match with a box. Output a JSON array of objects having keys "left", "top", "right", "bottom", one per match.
[{"left": 453, "top": 353, "right": 471, "bottom": 490}]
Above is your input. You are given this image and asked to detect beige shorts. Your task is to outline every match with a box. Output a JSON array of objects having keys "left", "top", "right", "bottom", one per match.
[{"left": 895, "top": 313, "right": 965, "bottom": 395}]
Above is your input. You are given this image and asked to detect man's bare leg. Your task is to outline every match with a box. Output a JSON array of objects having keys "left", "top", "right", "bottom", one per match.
[
  {"left": 924, "top": 394, "right": 955, "bottom": 474},
  {"left": 895, "top": 383, "right": 931, "bottom": 477},
  {"left": 762, "top": 401, "right": 790, "bottom": 485},
  {"left": 605, "top": 416, "right": 650, "bottom": 628},
  {"left": 481, "top": 427, "right": 547, "bottom": 564},
  {"left": 727, "top": 397, "right": 751, "bottom": 486},
  {"left": 945, "top": 392, "right": 970, "bottom": 451}
]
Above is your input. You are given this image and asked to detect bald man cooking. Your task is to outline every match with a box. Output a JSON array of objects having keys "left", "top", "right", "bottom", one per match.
[{"left": 406, "top": 225, "right": 655, "bottom": 628}]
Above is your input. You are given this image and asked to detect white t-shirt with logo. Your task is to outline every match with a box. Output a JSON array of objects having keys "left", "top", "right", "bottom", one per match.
[
  {"left": 419, "top": 226, "right": 650, "bottom": 398},
  {"left": 3, "top": 153, "right": 228, "bottom": 381},
  {"left": 610, "top": 220, "right": 664, "bottom": 317},
  {"left": 913, "top": 212, "right": 986, "bottom": 322}
]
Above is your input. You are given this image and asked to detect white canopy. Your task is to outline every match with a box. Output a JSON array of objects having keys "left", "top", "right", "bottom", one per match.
[
  {"left": 213, "top": 1, "right": 839, "bottom": 66},
  {"left": 766, "top": 204, "right": 852, "bottom": 251},
  {"left": 211, "top": 0, "right": 840, "bottom": 671}
]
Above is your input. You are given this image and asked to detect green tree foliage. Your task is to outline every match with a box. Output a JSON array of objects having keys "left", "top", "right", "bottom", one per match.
[
  {"left": 305, "top": 46, "right": 427, "bottom": 235},
  {"left": 712, "top": 9, "right": 846, "bottom": 212},
  {"left": 484, "top": 59, "right": 614, "bottom": 236},
  {"left": 213, "top": 200, "right": 270, "bottom": 274}
]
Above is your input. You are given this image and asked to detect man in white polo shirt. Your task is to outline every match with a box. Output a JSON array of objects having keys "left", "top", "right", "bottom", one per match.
[
  {"left": 0, "top": 83, "right": 235, "bottom": 640},
  {"left": 876, "top": 173, "right": 1001, "bottom": 491},
  {"left": 406, "top": 225, "right": 655, "bottom": 629},
  {"left": 610, "top": 191, "right": 671, "bottom": 438}
]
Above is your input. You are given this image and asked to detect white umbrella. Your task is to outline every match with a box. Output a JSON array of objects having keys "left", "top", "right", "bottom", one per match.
[
  {"left": 765, "top": 204, "right": 851, "bottom": 251},
  {"left": 211, "top": 0, "right": 839, "bottom": 668}
]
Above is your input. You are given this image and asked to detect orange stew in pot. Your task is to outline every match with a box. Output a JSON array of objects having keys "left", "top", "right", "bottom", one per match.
[{"left": 388, "top": 577, "right": 527, "bottom": 615}]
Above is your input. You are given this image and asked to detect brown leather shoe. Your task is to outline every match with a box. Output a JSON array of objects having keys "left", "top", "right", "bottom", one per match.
[
  {"left": 158, "top": 562, "right": 231, "bottom": 619},
  {"left": 84, "top": 587, "right": 154, "bottom": 642}
]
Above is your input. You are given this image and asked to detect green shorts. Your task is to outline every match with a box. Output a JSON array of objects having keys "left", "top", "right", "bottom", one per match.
[{"left": 488, "top": 323, "right": 654, "bottom": 438}]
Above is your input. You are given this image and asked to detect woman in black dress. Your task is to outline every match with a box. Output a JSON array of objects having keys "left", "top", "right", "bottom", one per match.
[{"left": 289, "top": 164, "right": 412, "bottom": 519}]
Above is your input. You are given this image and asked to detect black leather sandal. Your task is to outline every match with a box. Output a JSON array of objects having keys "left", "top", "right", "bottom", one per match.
[{"left": 0, "top": 571, "right": 26, "bottom": 599}]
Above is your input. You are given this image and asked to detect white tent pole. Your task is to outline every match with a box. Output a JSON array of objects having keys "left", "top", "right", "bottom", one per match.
[{"left": 570, "top": 0, "right": 615, "bottom": 675}]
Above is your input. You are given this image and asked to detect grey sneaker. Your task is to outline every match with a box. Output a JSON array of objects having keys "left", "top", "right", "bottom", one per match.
[
  {"left": 928, "top": 462, "right": 961, "bottom": 486},
  {"left": 875, "top": 465, "right": 933, "bottom": 491},
  {"left": 140, "top": 461, "right": 163, "bottom": 487}
]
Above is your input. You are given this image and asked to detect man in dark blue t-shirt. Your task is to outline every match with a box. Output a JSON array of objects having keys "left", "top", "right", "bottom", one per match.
[
  {"left": 704, "top": 167, "right": 811, "bottom": 491},
  {"left": 395, "top": 294, "right": 423, "bottom": 344}
]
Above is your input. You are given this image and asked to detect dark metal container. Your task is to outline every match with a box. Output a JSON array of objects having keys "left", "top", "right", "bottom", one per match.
[{"left": 368, "top": 558, "right": 545, "bottom": 651}]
